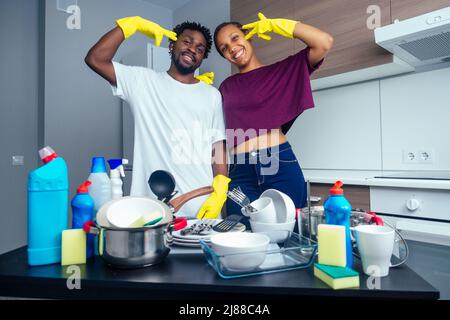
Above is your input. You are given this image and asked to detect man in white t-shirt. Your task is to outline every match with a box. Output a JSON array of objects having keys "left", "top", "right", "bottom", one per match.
[{"left": 85, "top": 17, "right": 229, "bottom": 219}]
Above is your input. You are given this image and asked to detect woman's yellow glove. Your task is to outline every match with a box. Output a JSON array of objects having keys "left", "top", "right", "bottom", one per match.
[
  {"left": 196, "top": 175, "right": 231, "bottom": 220},
  {"left": 242, "top": 12, "right": 299, "bottom": 41},
  {"left": 195, "top": 72, "right": 214, "bottom": 85},
  {"left": 116, "top": 16, "right": 177, "bottom": 45}
]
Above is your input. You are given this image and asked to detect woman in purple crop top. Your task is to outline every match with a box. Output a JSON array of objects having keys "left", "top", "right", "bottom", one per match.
[{"left": 213, "top": 13, "right": 333, "bottom": 227}]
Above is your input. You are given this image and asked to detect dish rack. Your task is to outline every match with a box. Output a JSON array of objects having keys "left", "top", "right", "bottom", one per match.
[{"left": 199, "top": 232, "right": 317, "bottom": 279}]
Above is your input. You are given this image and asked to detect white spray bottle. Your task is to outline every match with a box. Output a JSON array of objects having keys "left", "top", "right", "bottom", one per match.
[{"left": 107, "top": 159, "right": 128, "bottom": 199}]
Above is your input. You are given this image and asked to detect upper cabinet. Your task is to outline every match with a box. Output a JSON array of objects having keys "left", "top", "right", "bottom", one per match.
[
  {"left": 390, "top": 0, "right": 450, "bottom": 22},
  {"left": 230, "top": 0, "right": 450, "bottom": 83},
  {"left": 293, "top": 0, "right": 392, "bottom": 79}
]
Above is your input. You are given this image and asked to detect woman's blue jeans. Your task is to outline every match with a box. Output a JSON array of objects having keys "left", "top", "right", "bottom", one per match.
[{"left": 226, "top": 142, "right": 307, "bottom": 230}]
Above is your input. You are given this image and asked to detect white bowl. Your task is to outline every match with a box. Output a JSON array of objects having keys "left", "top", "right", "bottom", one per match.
[
  {"left": 244, "top": 197, "right": 277, "bottom": 223},
  {"left": 249, "top": 220, "right": 296, "bottom": 243},
  {"left": 105, "top": 197, "right": 165, "bottom": 228},
  {"left": 210, "top": 233, "right": 270, "bottom": 271},
  {"left": 260, "top": 189, "right": 296, "bottom": 223}
]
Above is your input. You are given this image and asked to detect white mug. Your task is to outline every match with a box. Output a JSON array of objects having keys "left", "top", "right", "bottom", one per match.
[
  {"left": 245, "top": 197, "right": 277, "bottom": 223},
  {"left": 354, "top": 225, "right": 395, "bottom": 277}
]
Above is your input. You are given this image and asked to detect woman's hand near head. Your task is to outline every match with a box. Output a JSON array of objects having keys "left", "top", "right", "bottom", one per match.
[{"left": 242, "top": 12, "right": 298, "bottom": 40}]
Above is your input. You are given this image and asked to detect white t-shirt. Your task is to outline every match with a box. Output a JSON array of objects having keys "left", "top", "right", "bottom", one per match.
[{"left": 111, "top": 62, "right": 226, "bottom": 218}]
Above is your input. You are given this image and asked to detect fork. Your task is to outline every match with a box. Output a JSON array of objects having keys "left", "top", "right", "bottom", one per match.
[{"left": 227, "top": 187, "right": 258, "bottom": 216}]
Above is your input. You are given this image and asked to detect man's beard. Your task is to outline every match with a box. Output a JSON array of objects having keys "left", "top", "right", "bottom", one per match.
[{"left": 171, "top": 52, "right": 198, "bottom": 75}]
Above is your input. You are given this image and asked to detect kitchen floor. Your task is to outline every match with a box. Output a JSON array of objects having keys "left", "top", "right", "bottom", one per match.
[{"left": 405, "top": 240, "right": 450, "bottom": 300}]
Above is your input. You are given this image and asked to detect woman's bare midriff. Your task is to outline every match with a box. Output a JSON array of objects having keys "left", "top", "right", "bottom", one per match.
[{"left": 231, "top": 129, "right": 287, "bottom": 155}]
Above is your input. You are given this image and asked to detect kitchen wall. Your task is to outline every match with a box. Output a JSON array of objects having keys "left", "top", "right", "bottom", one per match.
[
  {"left": 43, "top": 0, "right": 172, "bottom": 197},
  {"left": 0, "top": 0, "right": 41, "bottom": 254},
  {"left": 288, "top": 66, "right": 450, "bottom": 172},
  {"left": 173, "top": 0, "right": 231, "bottom": 88}
]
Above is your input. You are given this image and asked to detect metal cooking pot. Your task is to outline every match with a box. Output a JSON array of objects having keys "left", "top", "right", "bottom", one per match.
[{"left": 84, "top": 186, "right": 212, "bottom": 269}]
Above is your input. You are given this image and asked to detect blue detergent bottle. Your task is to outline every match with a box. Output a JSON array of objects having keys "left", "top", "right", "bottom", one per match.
[
  {"left": 71, "top": 180, "right": 95, "bottom": 258},
  {"left": 324, "top": 181, "right": 353, "bottom": 268},
  {"left": 28, "top": 146, "right": 69, "bottom": 266}
]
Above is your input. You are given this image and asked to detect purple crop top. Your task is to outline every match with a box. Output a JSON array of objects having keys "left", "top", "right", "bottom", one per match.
[{"left": 219, "top": 47, "right": 323, "bottom": 147}]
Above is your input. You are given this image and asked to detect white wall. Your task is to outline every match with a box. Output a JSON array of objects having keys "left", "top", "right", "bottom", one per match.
[
  {"left": 173, "top": 0, "right": 231, "bottom": 88},
  {"left": 288, "top": 66, "right": 450, "bottom": 172}
]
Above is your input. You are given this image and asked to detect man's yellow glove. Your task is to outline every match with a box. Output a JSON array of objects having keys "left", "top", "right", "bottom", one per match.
[
  {"left": 196, "top": 175, "right": 231, "bottom": 220},
  {"left": 242, "top": 12, "right": 298, "bottom": 41},
  {"left": 116, "top": 16, "right": 177, "bottom": 46},
  {"left": 195, "top": 72, "right": 214, "bottom": 85}
]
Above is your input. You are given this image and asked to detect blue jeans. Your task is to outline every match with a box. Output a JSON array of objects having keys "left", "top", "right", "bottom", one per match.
[{"left": 226, "top": 142, "right": 306, "bottom": 230}]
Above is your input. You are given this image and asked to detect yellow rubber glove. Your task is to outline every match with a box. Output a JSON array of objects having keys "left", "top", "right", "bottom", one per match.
[
  {"left": 242, "top": 12, "right": 299, "bottom": 41},
  {"left": 196, "top": 175, "right": 231, "bottom": 220},
  {"left": 195, "top": 72, "right": 214, "bottom": 85},
  {"left": 116, "top": 16, "right": 177, "bottom": 46}
]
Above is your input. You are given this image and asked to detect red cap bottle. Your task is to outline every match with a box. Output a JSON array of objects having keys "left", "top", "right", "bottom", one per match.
[{"left": 330, "top": 180, "right": 344, "bottom": 195}]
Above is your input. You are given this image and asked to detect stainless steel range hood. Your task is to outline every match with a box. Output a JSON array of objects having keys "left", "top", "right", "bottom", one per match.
[{"left": 375, "top": 7, "right": 450, "bottom": 68}]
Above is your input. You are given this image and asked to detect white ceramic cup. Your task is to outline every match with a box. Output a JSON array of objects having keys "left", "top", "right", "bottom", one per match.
[
  {"left": 354, "top": 225, "right": 395, "bottom": 277},
  {"left": 245, "top": 197, "right": 277, "bottom": 223}
]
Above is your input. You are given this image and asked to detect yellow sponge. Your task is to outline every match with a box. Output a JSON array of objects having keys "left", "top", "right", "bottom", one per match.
[
  {"left": 61, "top": 229, "right": 86, "bottom": 266},
  {"left": 318, "top": 224, "right": 346, "bottom": 267},
  {"left": 314, "top": 263, "right": 360, "bottom": 290}
]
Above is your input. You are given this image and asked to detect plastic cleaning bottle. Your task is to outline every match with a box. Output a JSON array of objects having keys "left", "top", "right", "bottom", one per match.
[
  {"left": 71, "top": 181, "right": 95, "bottom": 258},
  {"left": 28, "top": 146, "right": 68, "bottom": 266},
  {"left": 87, "top": 157, "right": 112, "bottom": 213},
  {"left": 107, "top": 159, "right": 128, "bottom": 199},
  {"left": 324, "top": 180, "right": 353, "bottom": 268}
]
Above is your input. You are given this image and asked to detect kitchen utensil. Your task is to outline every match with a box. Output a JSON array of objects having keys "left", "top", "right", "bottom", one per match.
[
  {"left": 249, "top": 220, "right": 296, "bottom": 243},
  {"left": 212, "top": 214, "right": 243, "bottom": 232},
  {"left": 209, "top": 232, "right": 270, "bottom": 271},
  {"left": 227, "top": 187, "right": 258, "bottom": 216},
  {"left": 354, "top": 225, "right": 395, "bottom": 277},
  {"left": 244, "top": 197, "right": 276, "bottom": 223},
  {"left": 85, "top": 184, "right": 213, "bottom": 268},
  {"left": 105, "top": 198, "right": 164, "bottom": 228},
  {"left": 148, "top": 170, "right": 177, "bottom": 203},
  {"left": 260, "top": 189, "right": 296, "bottom": 223}
]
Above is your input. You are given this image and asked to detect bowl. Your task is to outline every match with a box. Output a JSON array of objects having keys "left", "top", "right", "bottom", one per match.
[
  {"left": 250, "top": 220, "right": 296, "bottom": 243},
  {"left": 260, "top": 189, "right": 296, "bottom": 223},
  {"left": 105, "top": 197, "right": 165, "bottom": 228},
  {"left": 244, "top": 197, "right": 277, "bottom": 223},
  {"left": 210, "top": 233, "right": 270, "bottom": 271}
]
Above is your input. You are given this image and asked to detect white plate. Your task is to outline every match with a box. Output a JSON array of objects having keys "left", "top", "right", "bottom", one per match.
[
  {"left": 171, "top": 240, "right": 202, "bottom": 248},
  {"left": 260, "top": 189, "right": 296, "bottom": 223},
  {"left": 172, "top": 219, "right": 246, "bottom": 241}
]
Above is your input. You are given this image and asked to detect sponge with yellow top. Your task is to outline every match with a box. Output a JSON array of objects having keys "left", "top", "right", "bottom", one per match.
[
  {"left": 318, "top": 224, "right": 346, "bottom": 267},
  {"left": 61, "top": 229, "right": 86, "bottom": 266}
]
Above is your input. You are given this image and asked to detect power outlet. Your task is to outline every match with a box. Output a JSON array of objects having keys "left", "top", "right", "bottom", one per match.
[
  {"left": 403, "top": 150, "right": 418, "bottom": 164},
  {"left": 418, "top": 149, "right": 434, "bottom": 164}
]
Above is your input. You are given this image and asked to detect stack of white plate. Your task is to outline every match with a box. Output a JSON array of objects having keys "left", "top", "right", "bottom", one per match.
[{"left": 171, "top": 219, "right": 246, "bottom": 248}]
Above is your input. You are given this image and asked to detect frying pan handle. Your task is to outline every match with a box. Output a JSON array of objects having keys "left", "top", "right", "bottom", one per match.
[{"left": 169, "top": 186, "right": 213, "bottom": 213}]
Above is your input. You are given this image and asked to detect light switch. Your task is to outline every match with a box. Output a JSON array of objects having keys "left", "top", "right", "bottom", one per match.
[{"left": 12, "top": 155, "right": 24, "bottom": 166}]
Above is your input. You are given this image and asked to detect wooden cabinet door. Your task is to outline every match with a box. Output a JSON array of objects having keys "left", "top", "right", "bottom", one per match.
[
  {"left": 293, "top": 0, "right": 393, "bottom": 79},
  {"left": 391, "top": 0, "right": 450, "bottom": 22},
  {"left": 230, "top": 0, "right": 295, "bottom": 74}
]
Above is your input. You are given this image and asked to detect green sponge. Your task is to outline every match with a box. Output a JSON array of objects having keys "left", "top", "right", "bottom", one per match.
[
  {"left": 61, "top": 229, "right": 86, "bottom": 266},
  {"left": 314, "top": 263, "right": 360, "bottom": 290},
  {"left": 318, "top": 224, "right": 346, "bottom": 267}
]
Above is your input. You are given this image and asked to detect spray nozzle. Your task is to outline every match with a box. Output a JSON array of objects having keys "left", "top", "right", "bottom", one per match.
[{"left": 108, "top": 159, "right": 129, "bottom": 178}]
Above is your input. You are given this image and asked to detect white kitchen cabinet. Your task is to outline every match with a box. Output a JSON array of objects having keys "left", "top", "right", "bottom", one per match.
[
  {"left": 380, "top": 66, "right": 450, "bottom": 171},
  {"left": 288, "top": 81, "right": 382, "bottom": 171}
]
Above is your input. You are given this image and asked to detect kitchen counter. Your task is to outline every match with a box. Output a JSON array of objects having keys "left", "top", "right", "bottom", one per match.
[
  {"left": 303, "top": 169, "right": 450, "bottom": 190},
  {"left": 0, "top": 245, "right": 439, "bottom": 300}
]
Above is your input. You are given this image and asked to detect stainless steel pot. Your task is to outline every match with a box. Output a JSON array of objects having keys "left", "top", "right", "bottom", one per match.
[{"left": 84, "top": 186, "right": 212, "bottom": 269}]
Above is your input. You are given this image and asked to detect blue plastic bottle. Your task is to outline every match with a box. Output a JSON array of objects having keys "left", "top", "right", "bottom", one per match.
[
  {"left": 28, "top": 146, "right": 68, "bottom": 266},
  {"left": 71, "top": 180, "right": 95, "bottom": 258},
  {"left": 324, "top": 181, "right": 353, "bottom": 268}
]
